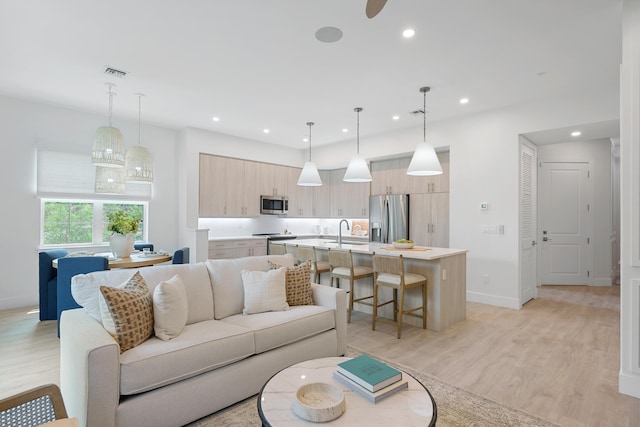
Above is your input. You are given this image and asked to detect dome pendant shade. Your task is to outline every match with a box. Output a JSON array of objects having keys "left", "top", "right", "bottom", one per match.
[
  {"left": 343, "top": 107, "right": 372, "bottom": 182},
  {"left": 297, "top": 161, "right": 323, "bottom": 186},
  {"left": 92, "top": 126, "right": 126, "bottom": 167},
  {"left": 407, "top": 142, "right": 443, "bottom": 176},
  {"left": 95, "top": 166, "right": 126, "bottom": 194},
  {"left": 343, "top": 154, "right": 372, "bottom": 182},
  {"left": 125, "top": 146, "right": 154, "bottom": 183}
]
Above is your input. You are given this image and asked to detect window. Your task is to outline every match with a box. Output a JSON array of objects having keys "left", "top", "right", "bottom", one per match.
[{"left": 41, "top": 199, "right": 147, "bottom": 246}]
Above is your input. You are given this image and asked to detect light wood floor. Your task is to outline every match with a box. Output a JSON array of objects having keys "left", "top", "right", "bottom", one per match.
[{"left": 1, "top": 285, "right": 639, "bottom": 426}]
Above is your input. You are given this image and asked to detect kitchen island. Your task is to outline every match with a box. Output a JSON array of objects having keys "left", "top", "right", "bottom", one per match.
[{"left": 278, "top": 239, "right": 468, "bottom": 332}]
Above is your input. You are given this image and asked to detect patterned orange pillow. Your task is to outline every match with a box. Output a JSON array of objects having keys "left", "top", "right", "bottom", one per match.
[
  {"left": 270, "top": 261, "right": 314, "bottom": 306},
  {"left": 99, "top": 271, "right": 154, "bottom": 353}
]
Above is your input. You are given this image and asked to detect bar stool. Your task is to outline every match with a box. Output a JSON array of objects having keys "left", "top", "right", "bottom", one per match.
[
  {"left": 269, "top": 241, "right": 287, "bottom": 255},
  {"left": 296, "top": 245, "right": 330, "bottom": 283},
  {"left": 329, "top": 249, "right": 374, "bottom": 323},
  {"left": 372, "top": 254, "right": 427, "bottom": 338}
]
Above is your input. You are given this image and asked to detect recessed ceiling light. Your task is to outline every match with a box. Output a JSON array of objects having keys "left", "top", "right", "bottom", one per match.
[
  {"left": 402, "top": 28, "right": 415, "bottom": 38},
  {"left": 263, "top": 129, "right": 270, "bottom": 134},
  {"left": 303, "top": 137, "right": 308, "bottom": 142},
  {"left": 392, "top": 115, "right": 400, "bottom": 120},
  {"left": 459, "top": 98, "right": 469, "bottom": 104},
  {"left": 212, "top": 117, "right": 220, "bottom": 122},
  {"left": 571, "top": 131, "right": 581, "bottom": 137},
  {"left": 342, "top": 128, "right": 348, "bottom": 133}
]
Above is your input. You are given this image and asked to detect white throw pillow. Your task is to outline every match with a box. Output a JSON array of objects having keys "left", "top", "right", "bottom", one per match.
[
  {"left": 241, "top": 267, "right": 289, "bottom": 315},
  {"left": 153, "top": 275, "right": 189, "bottom": 340}
]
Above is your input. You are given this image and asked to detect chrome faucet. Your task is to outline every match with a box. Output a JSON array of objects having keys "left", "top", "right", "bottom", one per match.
[{"left": 338, "top": 219, "right": 350, "bottom": 245}]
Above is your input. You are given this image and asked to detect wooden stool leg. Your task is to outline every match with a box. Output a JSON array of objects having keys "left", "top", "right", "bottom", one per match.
[
  {"left": 392, "top": 289, "right": 398, "bottom": 321},
  {"left": 372, "top": 283, "right": 378, "bottom": 331},
  {"left": 348, "top": 279, "right": 355, "bottom": 323},
  {"left": 397, "top": 286, "right": 405, "bottom": 339},
  {"left": 422, "top": 281, "right": 427, "bottom": 329}
]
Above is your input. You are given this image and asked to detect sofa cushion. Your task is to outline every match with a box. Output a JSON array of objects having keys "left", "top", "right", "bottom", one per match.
[
  {"left": 72, "top": 263, "right": 214, "bottom": 325},
  {"left": 241, "top": 268, "right": 289, "bottom": 315},
  {"left": 206, "top": 254, "right": 294, "bottom": 319},
  {"left": 119, "top": 319, "right": 255, "bottom": 395},
  {"left": 98, "top": 272, "right": 154, "bottom": 353},
  {"left": 153, "top": 275, "right": 188, "bottom": 340},
  {"left": 221, "top": 305, "right": 335, "bottom": 354}
]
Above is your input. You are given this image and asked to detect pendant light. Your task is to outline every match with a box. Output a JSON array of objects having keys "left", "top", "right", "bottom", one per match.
[
  {"left": 92, "top": 83, "right": 126, "bottom": 168},
  {"left": 343, "top": 107, "right": 372, "bottom": 182},
  {"left": 125, "top": 94, "right": 154, "bottom": 184},
  {"left": 94, "top": 166, "right": 126, "bottom": 194},
  {"left": 407, "top": 86, "right": 443, "bottom": 176},
  {"left": 297, "top": 122, "right": 323, "bottom": 186}
]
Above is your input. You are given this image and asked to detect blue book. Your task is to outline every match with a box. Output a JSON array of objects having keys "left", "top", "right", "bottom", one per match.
[{"left": 337, "top": 355, "right": 402, "bottom": 392}]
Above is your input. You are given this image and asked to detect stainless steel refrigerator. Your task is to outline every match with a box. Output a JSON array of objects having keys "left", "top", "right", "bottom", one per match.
[{"left": 369, "top": 194, "right": 410, "bottom": 243}]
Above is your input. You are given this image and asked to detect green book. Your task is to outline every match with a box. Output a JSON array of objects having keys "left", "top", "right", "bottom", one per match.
[{"left": 337, "top": 355, "right": 402, "bottom": 392}]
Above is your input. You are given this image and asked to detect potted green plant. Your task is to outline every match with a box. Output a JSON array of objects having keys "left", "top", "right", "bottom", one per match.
[{"left": 107, "top": 210, "right": 141, "bottom": 258}]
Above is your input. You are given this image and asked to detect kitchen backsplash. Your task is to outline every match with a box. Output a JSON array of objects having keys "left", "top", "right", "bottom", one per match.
[{"left": 199, "top": 216, "right": 368, "bottom": 239}]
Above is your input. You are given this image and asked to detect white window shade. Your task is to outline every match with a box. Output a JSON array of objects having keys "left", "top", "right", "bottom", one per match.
[{"left": 37, "top": 149, "right": 151, "bottom": 199}]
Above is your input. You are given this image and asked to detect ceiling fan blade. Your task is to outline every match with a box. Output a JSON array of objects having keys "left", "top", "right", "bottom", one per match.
[{"left": 366, "top": 0, "right": 388, "bottom": 18}]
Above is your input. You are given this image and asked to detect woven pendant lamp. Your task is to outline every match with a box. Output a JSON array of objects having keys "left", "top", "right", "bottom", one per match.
[
  {"left": 125, "top": 94, "right": 153, "bottom": 184},
  {"left": 92, "top": 83, "right": 126, "bottom": 168}
]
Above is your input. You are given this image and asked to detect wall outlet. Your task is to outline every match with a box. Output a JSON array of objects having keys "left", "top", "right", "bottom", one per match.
[{"left": 483, "top": 274, "right": 489, "bottom": 284}]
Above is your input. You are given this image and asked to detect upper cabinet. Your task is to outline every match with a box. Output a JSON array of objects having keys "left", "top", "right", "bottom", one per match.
[
  {"left": 287, "top": 167, "right": 314, "bottom": 217},
  {"left": 260, "top": 163, "right": 289, "bottom": 197},
  {"left": 371, "top": 152, "right": 449, "bottom": 195},
  {"left": 329, "top": 168, "right": 370, "bottom": 218},
  {"left": 311, "top": 170, "right": 332, "bottom": 217},
  {"left": 199, "top": 154, "right": 259, "bottom": 217}
]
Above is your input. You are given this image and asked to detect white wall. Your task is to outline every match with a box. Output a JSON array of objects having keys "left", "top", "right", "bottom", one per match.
[
  {"left": 620, "top": 0, "right": 640, "bottom": 399},
  {"left": 537, "top": 138, "right": 613, "bottom": 285},
  {"left": 0, "top": 95, "right": 179, "bottom": 310}
]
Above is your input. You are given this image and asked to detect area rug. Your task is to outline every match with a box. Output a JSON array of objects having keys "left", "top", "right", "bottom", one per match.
[{"left": 186, "top": 347, "right": 559, "bottom": 427}]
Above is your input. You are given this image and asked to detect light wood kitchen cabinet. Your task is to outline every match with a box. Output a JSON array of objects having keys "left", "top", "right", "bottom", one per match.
[
  {"left": 199, "top": 154, "right": 230, "bottom": 217},
  {"left": 199, "top": 154, "right": 259, "bottom": 217},
  {"left": 286, "top": 167, "right": 314, "bottom": 217},
  {"left": 371, "top": 152, "right": 449, "bottom": 195},
  {"left": 329, "top": 168, "right": 370, "bottom": 218},
  {"left": 409, "top": 192, "right": 449, "bottom": 247},
  {"left": 311, "top": 170, "right": 332, "bottom": 217},
  {"left": 260, "top": 163, "right": 289, "bottom": 196},
  {"left": 208, "top": 238, "right": 268, "bottom": 259}
]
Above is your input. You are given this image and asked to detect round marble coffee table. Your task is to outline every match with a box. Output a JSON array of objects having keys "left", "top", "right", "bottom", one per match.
[{"left": 258, "top": 356, "right": 437, "bottom": 426}]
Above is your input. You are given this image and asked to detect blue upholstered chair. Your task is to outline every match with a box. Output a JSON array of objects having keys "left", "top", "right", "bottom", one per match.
[
  {"left": 56, "top": 256, "right": 108, "bottom": 335},
  {"left": 38, "top": 249, "right": 68, "bottom": 321},
  {"left": 134, "top": 243, "right": 154, "bottom": 251},
  {"left": 172, "top": 247, "right": 190, "bottom": 264}
]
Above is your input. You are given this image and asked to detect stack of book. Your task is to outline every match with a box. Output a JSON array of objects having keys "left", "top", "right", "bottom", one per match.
[{"left": 334, "top": 355, "right": 408, "bottom": 403}]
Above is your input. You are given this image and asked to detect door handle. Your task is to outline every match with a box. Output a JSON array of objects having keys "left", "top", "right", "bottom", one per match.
[
  {"left": 542, "top": 237, "right": 552, "bottom": 242},
  {"left": 531, "top": 240, "right": 537, "bottom": 246}
]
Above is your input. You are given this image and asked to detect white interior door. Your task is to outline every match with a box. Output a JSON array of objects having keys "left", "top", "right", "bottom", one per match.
[
  {"left": 540, "top": 162, "right": 590, "bottom": 285},
  {"left": 520, "top": 140, "right": 537, "bottom": 305}
]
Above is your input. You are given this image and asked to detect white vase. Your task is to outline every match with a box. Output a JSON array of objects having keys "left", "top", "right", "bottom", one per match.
[{"left": 110, "top": 233, "right": 134, "bottom": 258}]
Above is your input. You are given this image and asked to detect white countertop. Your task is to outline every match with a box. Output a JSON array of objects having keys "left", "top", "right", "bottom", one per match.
[{"left": 291, "top": 238, "right": 468, "bottom": 261}]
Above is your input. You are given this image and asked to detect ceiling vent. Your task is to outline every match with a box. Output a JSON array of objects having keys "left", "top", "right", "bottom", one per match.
[{"left": 103, "top": 66, "right": 128, "bottom": 78}]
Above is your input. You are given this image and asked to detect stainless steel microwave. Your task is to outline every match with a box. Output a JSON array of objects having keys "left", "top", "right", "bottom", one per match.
[{"left": 260, "top": 195, "right": 288, "bottom": 215}]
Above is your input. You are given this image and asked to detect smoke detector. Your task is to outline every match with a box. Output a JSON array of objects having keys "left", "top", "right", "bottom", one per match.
[{"left": 103, "top": 66, "right": 128, "bottom": 78}]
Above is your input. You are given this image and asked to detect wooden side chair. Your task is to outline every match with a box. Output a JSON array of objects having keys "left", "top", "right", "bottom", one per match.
[
  {"left": 329, "top": 249, "right": 374, "bottom": 323},
  {"left": 0, "top": 384, "right": 77, "bottom": 426},
  {"left": 269, "top": 242, "right": 287, "bottom": 255},
  {"left": 296, "top": 246, "right": 330, "bottom": 283},
  {"left": 372, "top": 254, "right": 427, "bottom": 338}
]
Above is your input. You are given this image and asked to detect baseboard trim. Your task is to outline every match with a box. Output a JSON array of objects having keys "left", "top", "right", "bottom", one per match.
[
  {"left": 591, "top": 277, "right": 613, "bottom": 286},
  {"left": 466, "top": 291, "right": 520, "bottom": 309},
  {"left": 619, "top": 371, "right": 640, "bottom": 398}
]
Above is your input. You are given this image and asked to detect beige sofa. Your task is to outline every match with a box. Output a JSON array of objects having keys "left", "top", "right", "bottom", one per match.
[{"left": 60, "top": 254, "right": 347, "bottom": 427}]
